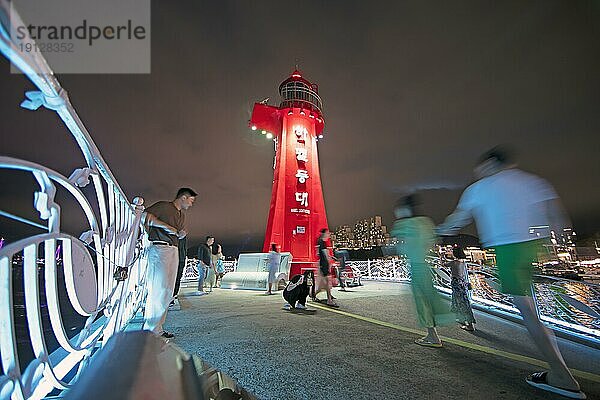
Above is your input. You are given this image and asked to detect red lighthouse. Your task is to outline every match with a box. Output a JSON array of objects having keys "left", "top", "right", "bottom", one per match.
[{"left": 250, "top": 70, "right": 329, "bottom": 278}]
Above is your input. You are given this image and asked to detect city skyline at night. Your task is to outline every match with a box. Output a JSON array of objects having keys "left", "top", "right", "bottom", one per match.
[{"left": 1, "top": 1, "right": 598, "bottom": 256}]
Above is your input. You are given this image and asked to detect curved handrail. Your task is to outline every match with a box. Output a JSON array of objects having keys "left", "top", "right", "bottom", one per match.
[{"left": 0, "top": 2, "right": 149, "bottom": 399}]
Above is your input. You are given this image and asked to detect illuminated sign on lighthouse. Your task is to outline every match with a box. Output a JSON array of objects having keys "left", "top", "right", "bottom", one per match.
[{"left": 250, "top": 70, "right": 329, "bottom": 277}]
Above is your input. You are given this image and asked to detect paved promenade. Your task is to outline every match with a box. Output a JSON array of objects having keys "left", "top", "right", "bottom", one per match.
[{"left": 165, "top": 282, "right": 600, "bottom": 400}]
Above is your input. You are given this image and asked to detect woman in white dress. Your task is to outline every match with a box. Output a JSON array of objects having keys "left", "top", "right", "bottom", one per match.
[{"left": 266, "top": 243, "right": 280, "bottom": 295}]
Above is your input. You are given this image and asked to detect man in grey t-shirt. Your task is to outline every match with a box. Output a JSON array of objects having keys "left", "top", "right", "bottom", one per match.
[{"left": 143, "top": 187, "right": 196, "bottom": 339}]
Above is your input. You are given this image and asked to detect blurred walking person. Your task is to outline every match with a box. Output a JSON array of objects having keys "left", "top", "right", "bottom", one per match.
[
  {"left": 392, "top": 195, "right": 453, "bottom": 348},
  {"left": 143, "top": 187, "right": 196, "bottom": 339},
  {"left": 447, "top": 246, "right": 476, "bottom": 331},
  {"left": 437, "top": 147, "right": 584, "bottom": 399},
  {"left": 313, "top": 229, "right": 338, "bottom": 307},
  {"left": 334, "top": 245, "right": 350, "bottom": 291}
]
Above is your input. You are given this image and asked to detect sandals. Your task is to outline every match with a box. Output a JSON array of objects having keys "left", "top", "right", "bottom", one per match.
[
  {"left": 526, "top": 372, "right": 586, "bottom": 399},
  {"left": 414, "top": 338, "right": 442, "bottom": 348}
]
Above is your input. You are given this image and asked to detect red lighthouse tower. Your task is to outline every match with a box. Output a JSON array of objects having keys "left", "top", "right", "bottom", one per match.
[{"left": 250, "top": 70, "right": 329, "bottom": 278}]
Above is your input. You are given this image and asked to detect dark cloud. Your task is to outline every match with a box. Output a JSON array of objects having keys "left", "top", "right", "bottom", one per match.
[{"left": 1, "top": 1, "right": 599, "bottom": 255}]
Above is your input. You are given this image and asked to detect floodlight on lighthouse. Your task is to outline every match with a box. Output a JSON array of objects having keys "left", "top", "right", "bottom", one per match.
[
  {"left": 266, "top": 133, "right": 273, "bottom": 139},
  {"left": 251, "top": 125, "right": 257, "bottom": 131},
  {"left": 261, "top": 130, "right": 266, "bottom": 135}
]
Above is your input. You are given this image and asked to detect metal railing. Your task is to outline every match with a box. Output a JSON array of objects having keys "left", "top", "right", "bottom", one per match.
[
  {"left": 349, "top": 257, "right": 600, "bottom": 343},
  {"left": 186, "top": 256, "right": 600, "bottom": 343},
  {"left": 181, "top": 259, "right": 237, "bottom": 283},
  {"left": 0, "top": 3, "right": 148, "bottom": 399},
  {"left": 279, "top": 81, "right": 323, "bottom": 114}
]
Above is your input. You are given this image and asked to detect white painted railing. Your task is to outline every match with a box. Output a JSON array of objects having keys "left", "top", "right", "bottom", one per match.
[
  {"left": 188, "top": 256, "right": 600, "bottom": 343},
  {"left": 181, "top": 258, "right": 236, "bottom": 283},
  {"left": 352, "top": 258, "right": 600, "bottom": 343},
  {"left": 0, "top": 3, "right": 148, "bottom": 399}
]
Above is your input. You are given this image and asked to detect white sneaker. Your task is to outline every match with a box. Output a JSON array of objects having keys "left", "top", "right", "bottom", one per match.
[
  {"left": 283, "top": 303, "right": 291, "bottom": 310},
  {"left": 295, "top": 303, "right": 307, "bottom": 310}
]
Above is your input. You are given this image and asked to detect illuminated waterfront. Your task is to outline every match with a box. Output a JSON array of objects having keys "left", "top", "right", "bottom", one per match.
[{"left": 435, "top": 262, "right": 600, "bottom": 334}]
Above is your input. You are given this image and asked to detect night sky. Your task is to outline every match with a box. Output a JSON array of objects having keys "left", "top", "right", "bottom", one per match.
[{"left": 1, "top": 1, "right": 599, "bottom": 255}]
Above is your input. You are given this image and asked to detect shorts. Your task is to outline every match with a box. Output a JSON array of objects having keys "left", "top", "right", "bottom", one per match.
[
  {"left": 319, "top": 265, "right": 330, "bottom": 277},
  {"left": 493, "top": 239, "right": 542, "bottom": 296},
  {"left": 319, "top": 258, "right": 330, "bottom": 276}
]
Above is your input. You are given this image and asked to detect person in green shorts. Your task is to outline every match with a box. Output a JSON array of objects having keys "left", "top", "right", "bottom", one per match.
[
  {"left": 437, "top": 147, "right": 584, "bottom": 399},
  {"left": 392, "top": 195, "right": 453, "bottom": 348}
]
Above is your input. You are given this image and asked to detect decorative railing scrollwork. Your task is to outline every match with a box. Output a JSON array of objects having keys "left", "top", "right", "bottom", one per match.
[{"left": 0, "top": 2, "right": 149, "bottom": 399}]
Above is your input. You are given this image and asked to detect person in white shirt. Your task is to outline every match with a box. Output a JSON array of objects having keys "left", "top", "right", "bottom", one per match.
[
  {"left": 437, "top": 147, "right": 584, "bottom": 399},
  {"left": 266, "top": 243, "right": 281, "bottom": 295}
]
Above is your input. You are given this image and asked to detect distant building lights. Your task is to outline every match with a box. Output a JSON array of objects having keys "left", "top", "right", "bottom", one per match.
[
  {"left": 251, "top": 125, "right": 257, "bottom": 131},
  {"left": 266, "top": 133, "right": 273, "bottom": 139}
]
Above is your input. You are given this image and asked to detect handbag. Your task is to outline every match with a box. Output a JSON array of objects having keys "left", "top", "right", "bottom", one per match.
[{"left": 216, "top": 258, "right": 225, "bottom": 273}]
